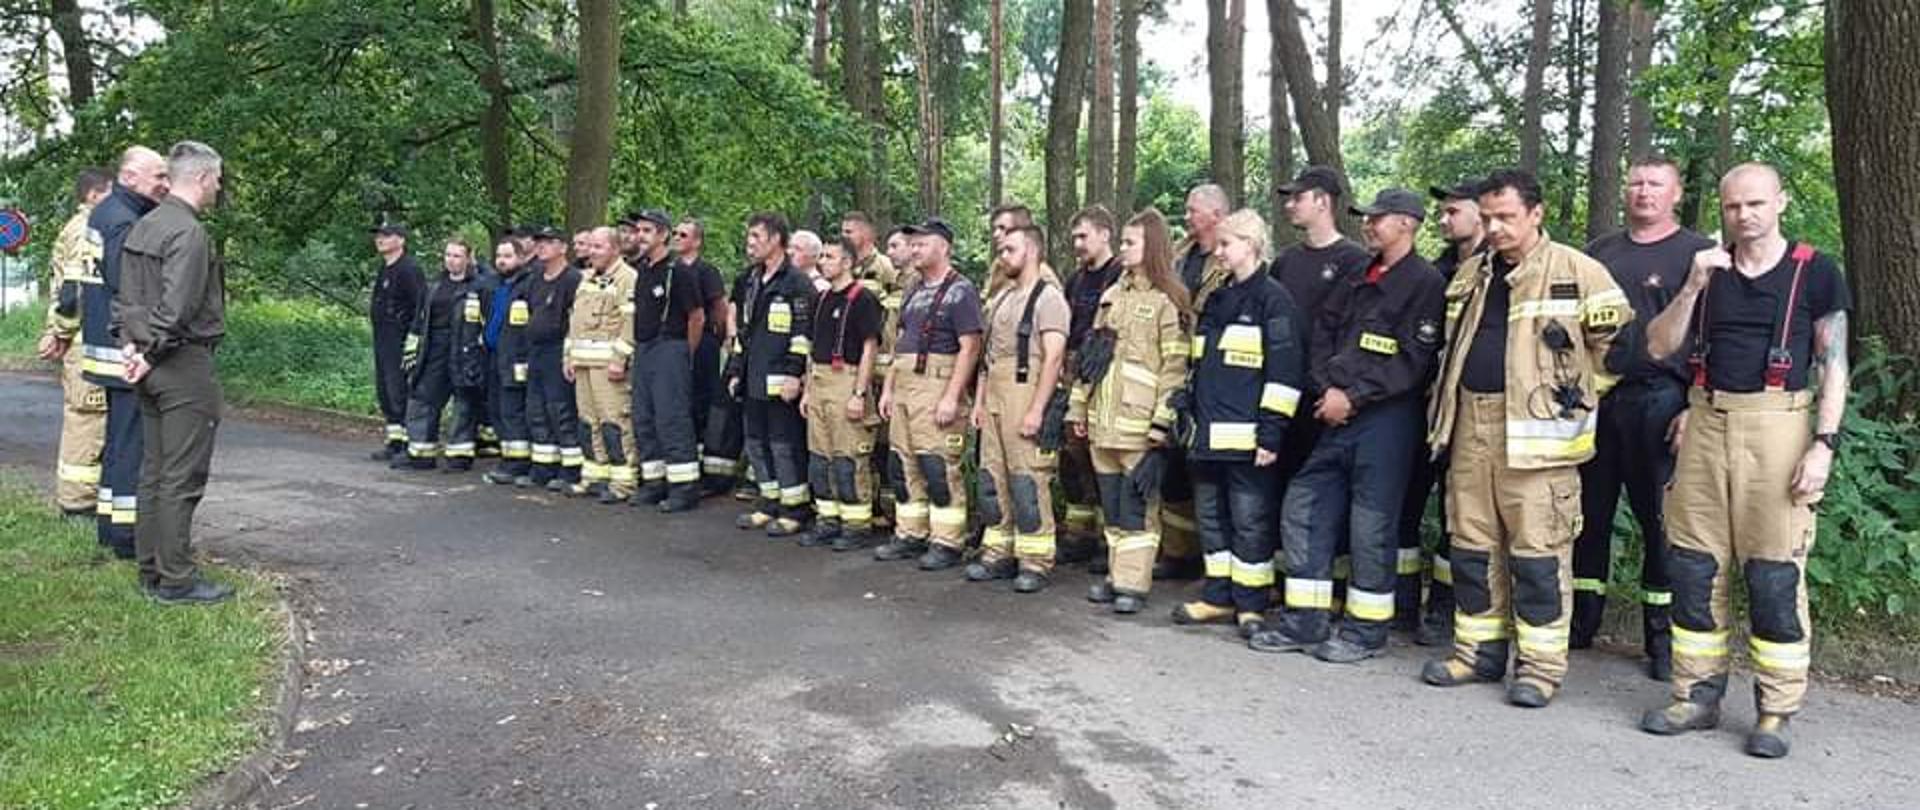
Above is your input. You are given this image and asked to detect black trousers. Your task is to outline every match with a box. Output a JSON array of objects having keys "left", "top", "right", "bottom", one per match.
[
  {"left": 524, "top": 342, "right": 581, "bottom": 484},
  {"left": 691, "top": 332, "right": 722, "bottom": 444},
  {"left": 1573, "top": 379, "right": 1686, "bottom": 647},
  {"left": 701, "top": 354, "right": 746, "bottom": 491},
  {"left": 97, "top": 385, "right": 143, "bottom": 555},
  {"left": 373, "top": 323, "right": 409, "bottom": 449},
  {"left": 633, "top": 338, "right": 700, "bottom": 498},
  {"left": 491, "top": 364, "right": 531, "bottom": 476},
  {"left": 1277, "top": 397, "right": 1424, "bottom": 648},
  {"left": 135, "top": 345, "right": 221, "bottom": 590},
  {"left": 403, "top": 348, "right": 483, "bottom": 466},
  {"left": 1397, "top": 451, "right": 1452, "bottom": 624},
  {"left": 1193, "top": 459, "right": 1281, "bottom": 615},
  {"left": 743, "top": 395, "right": 808, "bottom": 520}
]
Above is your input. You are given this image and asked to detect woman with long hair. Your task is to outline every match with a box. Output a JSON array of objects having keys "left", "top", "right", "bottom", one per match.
[
  {"left": 1067, "top": 209, "right": 1193, "bottom": 614},
  {"left": 1169, "top": 209, "right": 1307, "bottom": 638}
]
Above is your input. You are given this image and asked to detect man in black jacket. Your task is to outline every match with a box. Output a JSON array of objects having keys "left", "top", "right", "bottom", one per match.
[
  {"left": 80, "top": 146, "right": 168, "bottom": 559},
  {"left": 396, "top": 239, "right": 491, "bottom": 472},
  {"left": 369, "top": 222, "right": 425, "bottom": 461}
]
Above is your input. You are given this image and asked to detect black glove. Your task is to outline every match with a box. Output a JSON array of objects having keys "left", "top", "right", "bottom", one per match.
[
  {"left": 1036, "top": 388, "right": 1071, "bottom": 453},
  {"left": 1076, "top": 329, "right": 1118, "bottom": 385},
  {"left": 1128, "top": 447, "right": 1168, "bottom": 501}
]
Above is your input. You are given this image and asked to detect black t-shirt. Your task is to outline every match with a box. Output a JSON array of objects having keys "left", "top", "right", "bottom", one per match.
[
  {"left": 894, "top": 271, "right": 984, "bottom": 356},
  {"left": 633, "top": 254, "right": 705, "bottom": 343},
  {"left": 1586, "top": 227, "right": 1717, "bottom": 385},
  {"left": 1460, "top": 256, "right": 1514, "bottom": 394},
  {"left": 522, "top": 266, "right": 581, "bottom": 345},
  {"left": 1178, "top": 244, "right": 1212, "bottom": 295},
  {"left": 1700, "top": 243, "right": 1850, "bottom": 393},
  {"left": 1432, "top": 240, "right": 1484, "bottom": 282},
  {"left": 1066, "top": 257, "right": 1124, "bottom": 351},
  {"left": 426, "top": 274, "right": 461, "bottom": 333},
  {"left": 681, "top": 258, "right": 727, "bottom": 338},
  {"left": 1269, "top": 238, "right": 1373, "bottom": 350},
  {"left": 809, "top": 283, "right": 885, "bottom": 366}
]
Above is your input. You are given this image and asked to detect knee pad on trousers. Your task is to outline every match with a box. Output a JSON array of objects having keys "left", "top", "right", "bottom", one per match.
[
  {"left": 1510, "top": 556, "right": 1563, "bottom": 626},
  {"left": 888, "top": 451, "right": 910, "bottom": 502},
  {"left": 831, "top": 456, "right": 860, "bottom": 504},
  {"left": 808, "top": 453, "right": 833, "bottom": 499},
  {"left": 1010, "top": 475, "right": 1044, "bottom": 534},
  {"left": 916, "top": 453, "right": 952, "bottom": 507},
  {"left": 1668, "top": 546, "right": 1718, "bottom": 631},
  {"left": 1451, "top": 549, "right": 1493, "bottom": 615},
  {"left": 600, "top": 424, "right": 627, "bottom": 466},
  {"left": 1096, "top": 472, "right": 1127, "bottom": 528},
  {"left": 976, "top": 470, "right": 1004, "bottom": 527},
  {"left": 1744, "top": 559, "right": 1805, "bottom": 643}
]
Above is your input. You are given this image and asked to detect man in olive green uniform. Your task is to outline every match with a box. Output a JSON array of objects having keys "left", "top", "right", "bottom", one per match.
[
  {"left": 39, "top": 168, "right": 113, "bottom": 516},
  {"left": 115, "top": 142, "right": 232, "bottom": 605}
]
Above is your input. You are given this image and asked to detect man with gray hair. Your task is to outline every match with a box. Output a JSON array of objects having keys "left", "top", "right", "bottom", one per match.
[
  {"left": 791, "top": 229, "right": 829, "bottom": 293},
  {"left": 115, "top": 141, "right": 230, "bottom": 604},
  {"left": 82, "top": 146, "right": 169, "bottom": 560}
]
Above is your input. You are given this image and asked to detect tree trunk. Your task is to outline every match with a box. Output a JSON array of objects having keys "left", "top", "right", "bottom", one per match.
[
  {"left": 563, "top": 0, "right": 619, "bottom": 232},
  {"left": 1827, "top": 0, "right": 1920, "bottom": 357},
  {"left": 989, "top": 0, "right": 1006, "bottom": 207},
  {"left": 811, "top": 0, "right": 832, "bottom": 78},
  {"left": 473, "top": 0, "right": 514, "bottom": 237},
  {"left": 842, "top": 0, "right": 882, "bottom": 214},
  {"left": 1326, "top": 0, "right": 1342, "bottom": 144},
  {"left": 1586, "top": 0, "right": 1628, "bottom": 243},
  {"left": 1205, "top": 0, "right": 1246, "bottom": 205},
  {"left": 909, "top": 0, "right": 943, "bottom": 215},
  {"left": 48, "top": 0, "right": 94, "bottom": 109},
  {"left": 1271, "top": 0, "right": 1340, "bottom": 172},
  {"left": 675, "top": 0, "right": 688, "bottom": 16},
  {"left": 1047, "top": 0, "right": 1094, "bottom": 269},
  {"left": 1268, "top": 33, "right": 1293, "bottom": 247},
  {"left": 1556, "top": 0, "right": 1588, "bottom": 236},
  {"left": 1116, "top": 0, "right": 1141, "bottom": 214},
  {"left": 1626, "top": 0, "right": 1656, "bottom": 160},
  {"left": 1519, "top": 0, "right": 1552, "bottom": 173},
  {"left": 864, "top": 0, "right": 889, "bottom": 218},
  {"left": 1087, "top": 0, "right": 1117, "bottom": 212}
]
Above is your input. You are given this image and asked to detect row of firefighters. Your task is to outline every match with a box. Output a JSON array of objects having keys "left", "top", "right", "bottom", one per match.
[{"left": 46, "top": 162, "right": 1847, "bottom": 760}]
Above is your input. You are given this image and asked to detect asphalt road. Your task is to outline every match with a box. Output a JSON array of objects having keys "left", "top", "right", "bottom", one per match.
[{"left": 2, "top": 372, "right": 1916, "bottom": 810}]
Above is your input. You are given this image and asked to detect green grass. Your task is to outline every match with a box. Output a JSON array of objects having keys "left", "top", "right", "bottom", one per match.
[
  {"left": 0, "top": 298, "right": 376, "bottom": 416},
  {"left": 0, "top": 484, "right": 281, "bottom": 810}
]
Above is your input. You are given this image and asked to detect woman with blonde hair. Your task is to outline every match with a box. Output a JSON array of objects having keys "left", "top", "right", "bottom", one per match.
[
  {"left": 1066, "top": 208, "right": 1192, "bottom": 614},
  {"left": 1168, "top": 209, "right": 1307, "bottom": 638}
]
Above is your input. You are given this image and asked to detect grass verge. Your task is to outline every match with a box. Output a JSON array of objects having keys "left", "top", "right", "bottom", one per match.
[
  {"left": 0, "top": 298, "right": 376, "bottom": 417},
  {"left": 0, "top": 483, "right": 282, "bottom": 810}
]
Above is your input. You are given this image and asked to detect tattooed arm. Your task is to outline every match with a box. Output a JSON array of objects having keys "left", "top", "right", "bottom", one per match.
[{"left": 1792, "top": 310, "right": 1849, "bottom": 501}]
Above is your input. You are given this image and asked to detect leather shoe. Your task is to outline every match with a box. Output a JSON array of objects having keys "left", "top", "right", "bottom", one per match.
[
  {"left": 966, "top": 559, "right": 1017, "bottom": 582},
  {"left": 873, "top": 537, "right": 928, "bottom": 562},
  {"left": 916, "top": 545, "right": 963, "bottom": 571}
]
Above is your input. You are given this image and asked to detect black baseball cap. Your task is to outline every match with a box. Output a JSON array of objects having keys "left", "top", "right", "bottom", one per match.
[
  {"left": 636, "top": 209, "right": 672, "bottom": 228},
  {"left": 617, "top": 211, "right": 643, "bottom": 227},
  {"left": 1429, "top": 181, "right": 1480, "bottom": 202},
  {"left": 529, "top": 224, "right": 565, "bottom": 242},
  {"left": 1350, "top": 188, "right": 1427, "bottom": 222},
  {"left": 901, "top": 218, "right": 955, "bottom": 245},
  {"left": 1275, "top": 166, "right": 1347, "bottom": 199},
  {"left": 370, "top": 222, "right": 408, "bottom": 238}
]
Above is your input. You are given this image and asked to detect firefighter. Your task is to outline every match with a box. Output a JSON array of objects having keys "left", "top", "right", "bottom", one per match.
[
  {"left": 1638, "top": 163, "right": 1850, "bottom": 759},
  {"left": 1155, "top": 184, "right": 1236, "bottom": 583},
  {"left": 39, "top": 168, "right": 112, "bottom": 517},
  {"left": 1067, "top": 208, "right": 1191, "bottom": 614},
  {"left": 1573, "top": 157, "right": 1717, "bottom": 681},
  {"left": 80, "top": 146, "right": 169, "bottom": 559},
  {"left": 797, "top": 238, "right": 886, "bottom": 550},
  {"left": 842, "top": 212, "right": 903, "bottom": 530},
  {"left": 394, "top": 239, "right": 491, "bottom": 471},
  {"left": 1249, "top": 189, "right": 1447, "bottom": 662},
  {"left": 483, "top": 233, "right": 536, "bottom": 485},
  {"left": 964, "top": 225, "right": 1070, "bottom": 592},
  {"left": 369, "top": 223, "right": 426, "bottom": 461},
  {"left": 1170, "top": 209, "right": 1306, "bottom": 639},
  {"left": 523, "top": 226, "right": 585, "bottom": 490},
  {"left": 1421, "top": 169, "right": 1630, "bottom": 709},
  {"left": 873, "top": 219, "right": 984, "bottom": 568},
  {"left": 1399, "top": 181, "right": 1488, "bottom": 647},
  {"left": 1058, "top": 206, "right": 1125, "bottom": 565},
  {"left": 566, "top": 227, "right": 639, "bottom": 502},
  {"left": 732, "top": 212, "right": 817, "bottom": 535},
  {"left": 678, "top": 217, "right": 736, "bottom": 498},
  {"left": 628, "top": 210, "right": 707, "bottom": 511}
]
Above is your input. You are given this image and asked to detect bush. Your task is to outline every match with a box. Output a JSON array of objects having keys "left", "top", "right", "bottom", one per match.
[{"left": 1805, "top": 338, "right": 1920, "bottom": 627}]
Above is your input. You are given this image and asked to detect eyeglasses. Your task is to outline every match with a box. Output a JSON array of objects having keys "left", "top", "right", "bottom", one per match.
[{"left": 673, "top": 231, "right": 693, "bottom": 239}]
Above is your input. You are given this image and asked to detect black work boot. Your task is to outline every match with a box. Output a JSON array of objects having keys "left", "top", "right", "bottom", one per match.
[
  {"left": 1086, "top": 580, "right": 1117, "bottom": 603},
  {"left": 149, "top": 577, "right": 235, "bottom": 606},
  {"left": 798, "top": 519, "right": 842, "bottom": 548},
  {"left": 766, "top": 517, "right": 808, "bottom": 539},
  {"left": 1506, "top": 679, "right": 1553, "bottom": 709},
  {"left": 873, "top": 536, "right": 928, "bottom": 562},
  {"left": 1086, "top": 540, "right": 1110, "bottom": 575},
  {"left": 966, "top": 558, "right": 1018, "bottom": 582},
  {"left": 1640, "top": 700, "right": 1721, "bottom": 736},
  {"left": 917, "top": 544, "right": 963, "bottom": 571},
  {"left": 658, "top": 491, "right": 699, "bottom": 513},
  {"left": 1415, "top": 588, "right": 1455, "bottom": 647},
  {"left": 631, "top": 482, "right": 667, "bottom": 507},
  {"left": 1012, "top": 570, "right": 1050, "bottom": 593},
  {"left": 1571, "top": 590, "right": 1606, "bottom": 650},
  {"left": 1111, "top": 593, "right": 1147, "bottom": 614},
  {"left": 831, "top": 527, "right": 873, "bottom": 553},
  {"left": 1745, "top": 714, "right": 1793, "bottom": 759},
  {"left": 1313, "top": 635, "right": 1385, "bottom": 664},
  {"left": 484, "top": 468, "right": 518, "bottom": 485}
]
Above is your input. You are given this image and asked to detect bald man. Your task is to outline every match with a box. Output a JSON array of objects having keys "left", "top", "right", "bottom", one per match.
[
  {"left": 81, "top": 147, "right": 170, "bottom": 561},
  {"left": 1639, "top": 163, "right": 1851, "bottom": 759},
  {"left": 566, "top": 226, "right": 640, "bottom": 502}
]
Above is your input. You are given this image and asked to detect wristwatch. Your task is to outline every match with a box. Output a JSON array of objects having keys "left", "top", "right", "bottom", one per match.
[{"left": 1815, "top": 432, "right": 1843, "bottom": 452}]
